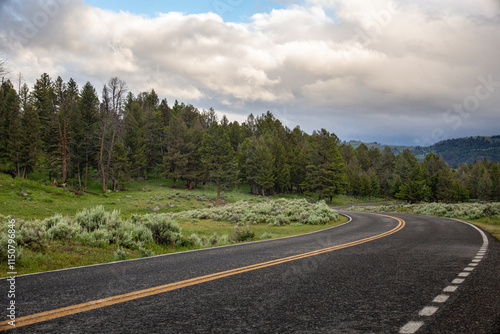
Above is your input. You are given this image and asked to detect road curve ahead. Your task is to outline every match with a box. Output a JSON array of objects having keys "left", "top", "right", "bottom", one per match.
[{"left": 1, "top": 212, "right": 499, "bottom": 333}]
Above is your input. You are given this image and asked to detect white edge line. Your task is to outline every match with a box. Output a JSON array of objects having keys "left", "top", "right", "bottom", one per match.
[
  {"left": 398, "top": 215, "right": 489, "bottom": 334},
  {"left": 1, "top": 213, "right": 355, "bottom": 280}
]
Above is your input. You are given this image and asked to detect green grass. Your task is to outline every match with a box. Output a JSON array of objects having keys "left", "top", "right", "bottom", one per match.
[
  {"left": 465, "top": 218, "right": 500, "bottom": 241},
  {"left": 179, "top": 216, "right": 349, "bottom": 240},
  {"left": 0, "top": 173, "right": 374, "bottom": 220},
  {"left": 0, "top": 174, "right": 256, "bottom": 220}
]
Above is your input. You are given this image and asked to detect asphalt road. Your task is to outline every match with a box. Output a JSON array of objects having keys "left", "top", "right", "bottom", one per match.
[{"left": 1, "top": 211, "right": 499, "bottom": 333}]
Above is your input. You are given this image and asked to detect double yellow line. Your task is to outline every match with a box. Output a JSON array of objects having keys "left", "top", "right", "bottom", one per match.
[{"left": 0, "top": 213, "right": 404, "bottom": 331}]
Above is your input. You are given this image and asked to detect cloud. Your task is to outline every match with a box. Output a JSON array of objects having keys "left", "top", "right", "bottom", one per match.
[{"left": 0, "top": 0, "right": 499, "bottom": 144}]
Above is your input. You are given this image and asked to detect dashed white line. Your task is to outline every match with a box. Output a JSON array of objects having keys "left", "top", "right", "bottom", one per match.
[
  {"left": 433, "top": 294, "right": 450, "bottom": 303},
  {"left": 399, "top": 321, "right": 424, "bottom": 334},
  {"left": 419, "top": 306, "right": 438, "bottom": 316},
  {"left": 398, "top": 218, "right": 489, "bottom": 334},
  {"left": 443, "top": 285, "right": 458, "bottom": 292}
]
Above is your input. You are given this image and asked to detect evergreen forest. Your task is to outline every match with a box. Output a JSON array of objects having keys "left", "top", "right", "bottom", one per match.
[{"left": 1, "top": 74, "right": 499, "bottom": 203}]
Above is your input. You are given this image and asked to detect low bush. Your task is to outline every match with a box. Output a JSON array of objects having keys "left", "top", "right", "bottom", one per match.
[
  {"left": 139, "top": 247, "right": 155, "bottom": 258},
  {"left": 179, "top": 198, "right": 340, "bottom": 226},
  {"left": 140, "top": 214, "right": 182, "bottom": 245},
  {"left": 347, "top": 202, "right": 500, "bottom": 222},
  {"left": 232, "top": 225, "right": 255, "bottom": 242},
  {"left": 260, "top": 232, "right": 274, "bottom": 239},
  {"left": 114, "top": 247, "right": 127, "bottom": 261}
]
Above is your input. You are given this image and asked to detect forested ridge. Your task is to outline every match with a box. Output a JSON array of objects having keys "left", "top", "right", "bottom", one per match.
[
  {"left": 1, "top": 74, "right": 499, "bottom": 203},
  {"left": 347, "top": 135, "right": 500, "bottom": 166}
]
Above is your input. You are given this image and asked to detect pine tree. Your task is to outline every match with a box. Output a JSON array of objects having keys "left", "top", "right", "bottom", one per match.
[
  {"left": 124, "top": 93, "right": 146, "bottom": 178},
  {"left": 71, "top": 81, "right": 100, "bottom": 188},
  {"left": 477, "top": 169, "right": 492, "bottom": 200},
  {"left": 304, "top": 129, "right": 346, "bottom": 202},
  {"left": 200, "top": 124, "right": 237, "bottom": 198},
  {"left": 32, "top": 73, "right": 56, "bottom": 149},
  {"left": 164, "top": 115, "right": 190, "bottom": 188},
  {"left": 109, "top": 140, "right": 129, "bottom": 191},
  {"left": 395, "top": 150, "right": 429, "bottom": 203},
  {"left": 289, "top": 127, "right": 309, "bottom": 194},
  {"left": 19, "top": 84, "right": 41, "bottom": 178},
  {"left": 54, "top": 77, "right": 79, "bottom": 184},
  {"left": 1, "top": 81, "right": 22, "bottom": 175},
  {"left": 185, "top": 118, "right": 205, "bottom": 189},
  {"left": 378, "top": 146, "right": 396, "bottom": 197},
  {"left": 248, "top": 135, "right": 275, "bottom": 196}
]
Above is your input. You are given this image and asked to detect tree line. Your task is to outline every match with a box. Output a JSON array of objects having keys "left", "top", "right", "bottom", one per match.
[{"left": 0, "top": 73, "right": 499, "bottom": 203}]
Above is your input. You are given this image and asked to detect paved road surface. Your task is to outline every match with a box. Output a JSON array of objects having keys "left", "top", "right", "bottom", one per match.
[{"left": 1, "top": 211, "right": 499, "bottom": 333}]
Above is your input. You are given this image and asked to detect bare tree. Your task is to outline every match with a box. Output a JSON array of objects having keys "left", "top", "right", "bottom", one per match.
[
  {"left": 0, "top": 57, "right": 8, "bottom": 82},
  {"left": 99, "top": 77, "right": 126, "bottom": 192}
]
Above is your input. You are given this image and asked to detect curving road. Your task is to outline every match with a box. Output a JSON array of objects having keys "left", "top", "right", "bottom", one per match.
[{"left": 1, "top": 211, "right": 499, "bottom": 333}]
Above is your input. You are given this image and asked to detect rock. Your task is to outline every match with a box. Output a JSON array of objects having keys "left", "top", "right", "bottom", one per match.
[
  {"left": 20, "top": 192, "right": 28, "bottom": 196},
  {"left": 116, "top": 199, "right": 120, "bottom": 201},
  {"left": 126, "top": 195, "right": 132, "bottom": 198},
  {"left": 106, "top": 189, "right": 112, "bottom": 193},
  {"left": 153, "top": 206, "right": 160, "bottom": 212},
  {"left": 168, "top": 203, "right": 174, "bottom": 207}
]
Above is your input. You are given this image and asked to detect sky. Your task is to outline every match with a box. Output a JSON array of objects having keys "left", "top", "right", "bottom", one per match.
[{"left": 0, "top": 0, "right": 499, "bottom": 145}]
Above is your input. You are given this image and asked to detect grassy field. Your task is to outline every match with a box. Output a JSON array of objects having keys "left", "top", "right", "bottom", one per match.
[
  {"left": 0, "top": 173, "right": 381, "bottom": 220},
  {"left": 0, "top": 174, "right": 236, "bottom": 219},
  {"left": 0, "top": 173, "right": 354, "bottom": 277}
]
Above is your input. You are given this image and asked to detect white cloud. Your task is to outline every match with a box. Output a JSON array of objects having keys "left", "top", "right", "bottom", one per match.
[{"left": 0, "top": 0, "right": 499, "bottom": 144}]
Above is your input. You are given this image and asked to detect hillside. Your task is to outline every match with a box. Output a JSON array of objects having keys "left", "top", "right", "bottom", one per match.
[{"left": 346, "top": 135, "right": 500, "bottom": 166}]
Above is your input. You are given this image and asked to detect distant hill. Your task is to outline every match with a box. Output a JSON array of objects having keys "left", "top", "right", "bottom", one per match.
[{"left": 346, "top": 135, "right": 500, "bottom": 166}]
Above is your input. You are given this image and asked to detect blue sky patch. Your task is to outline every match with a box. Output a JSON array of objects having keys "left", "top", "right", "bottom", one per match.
[{"left": 82, "top": 0, "right": 286, "bottom": 22}]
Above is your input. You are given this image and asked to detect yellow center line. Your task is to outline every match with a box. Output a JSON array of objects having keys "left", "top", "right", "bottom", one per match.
[{"left": 0, "top": 213, "right": 404, "bottom": 331}]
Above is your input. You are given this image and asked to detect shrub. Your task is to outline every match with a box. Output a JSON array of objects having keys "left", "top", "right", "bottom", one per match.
[
  {"left": 175, "top": 198, "right": 340, "bottom": 226},
  {"left": 260, "top": 232, "right": 274, "bottom": 239},
  {"left": 218, "top": 234, "right": 230, "bottom": 245},
  {"left": 46, "top": 218, "right": 81, "bottom": 240},
  {"left": 89, "top": 229, "right": 111, "bottom": 247},
  {"left": 141, "top": 214, "right": 182, "bottom": 246},
  {"left": 188, "top": 233, "right": 202, "bottom": 247},
  {"left": 76, "top": 205, "right": 106, "bottom": 232},
  {"left": 0, "top": 215, "right": 23, "bottom": 262},
  {"left": 139, "top": 247, "right": 155, "bottom": 258},
  {"left": 114, "top": 247, "right": 127, "bottom": 261},
  {"left": 232, "top": 225, "right": 255, "bottom": 242},
  {"left": 347, "top": 202, "right": 500, "bottom": 221},
  {"left": 18, "top": 219, "right": 46, "bottom": 249}
]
